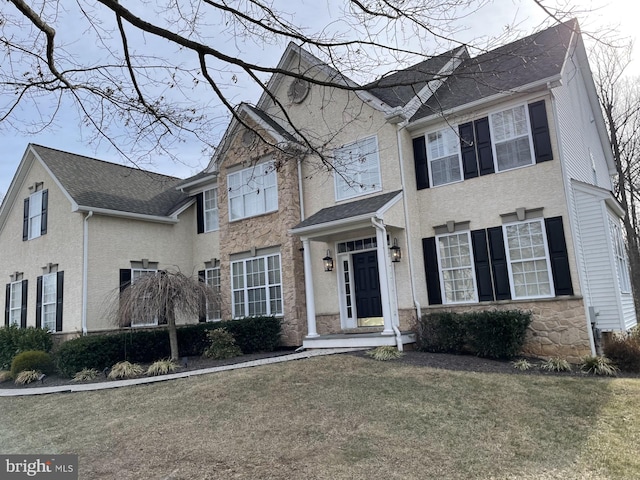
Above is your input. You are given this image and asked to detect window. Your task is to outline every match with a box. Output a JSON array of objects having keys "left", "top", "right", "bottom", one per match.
[
  {"left": 427, "top": 128, "right": 462, "bottom": 186},
  {"left": 203, "top": 188, "right": 219, "bottom": 232},
  {"left": 334, "top": 136, "right": 382, "bottom": 201},
  {"left": 228, "top": 162, "right": 277, "bottom": 220},
  {"left": 503, "top": 220, "right": 553, "bottom": 299},
  {"left": 490, "top": 105, "right": 534, "bottom": 172},
  {"left": 232, "top": 254, "right": 283, "bottom": 318},
  {"left": 8, "top": 281, "right": 22, "bottom": 327},
  {"left": 131, "top": 269, "right": 159, "bottom": 326},
  {"left": 436, "top": 232, "right": 477, "bottom": 303},
  {"left": 23, "top": 189, "right": 48, "bottom": 240},
  {"left": 41, "top": 273, "right": 57, "bottom": 332},
  {"left": 205, "top": 267, "right": 221, "bottom": 321},
  {"left": 610, "top": 217, "right": 631, "bottom": 293}
]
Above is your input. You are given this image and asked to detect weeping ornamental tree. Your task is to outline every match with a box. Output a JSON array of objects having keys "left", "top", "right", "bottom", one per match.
[{"left": 116, "top": 270, "right": 218, "bottom": 360}]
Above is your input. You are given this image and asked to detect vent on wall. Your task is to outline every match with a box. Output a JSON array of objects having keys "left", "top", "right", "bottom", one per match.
[{"left": 287, "top": 78, "right": 310, "bottom": 104}]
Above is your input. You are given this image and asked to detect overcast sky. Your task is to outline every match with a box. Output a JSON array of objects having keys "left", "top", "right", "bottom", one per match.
[{"left": 1, "top": 0, "right": 638, "bottom": 199}]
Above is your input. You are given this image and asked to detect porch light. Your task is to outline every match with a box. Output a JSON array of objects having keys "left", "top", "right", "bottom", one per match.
[
  {"left": 323, "top": 249, "right": 334, "bottom": 272},
  {"left": 390, "top": 238, "right": 402, "bottom": 263}
]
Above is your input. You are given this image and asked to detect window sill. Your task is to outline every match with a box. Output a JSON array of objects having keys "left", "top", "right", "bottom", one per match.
[{"left": 229, "top": 209, "right": 278, "bottom": 223}]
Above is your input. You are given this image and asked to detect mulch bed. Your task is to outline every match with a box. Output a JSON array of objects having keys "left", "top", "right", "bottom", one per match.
[{"left": 2, "top": 348, "right": 637, "bottom": 389}]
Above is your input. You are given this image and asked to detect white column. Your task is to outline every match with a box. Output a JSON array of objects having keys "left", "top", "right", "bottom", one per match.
[
  {"left": 373, "top": 220, "right": 394, "bottom": 336},
  {"left": 302, "top": 238, "right": 319, "bottom": 337}
]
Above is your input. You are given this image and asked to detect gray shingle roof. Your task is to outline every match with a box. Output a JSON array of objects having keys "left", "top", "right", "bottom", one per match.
[
  {"left": 412, "top": 20, "right": 576, "bottom": 121},
  {"left": 32, "top": 144, "right": 189, "bottom": 217},
  {"left": 244, "top": 104, "right": 298, "bottom": 143},
  {"left": 292, "top": 190, "right": 403, "bottom": 230},
  {"left": 366, "top": 47, "right": 468, "bottom": 107}
]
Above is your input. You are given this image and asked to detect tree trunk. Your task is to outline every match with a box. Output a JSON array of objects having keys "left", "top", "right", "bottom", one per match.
[{"left": 167, "top": 307, "right": 179, "bottom": 361}]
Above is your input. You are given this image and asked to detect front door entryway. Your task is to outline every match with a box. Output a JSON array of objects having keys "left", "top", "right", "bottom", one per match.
[{"left": 353, "top": 251, "right": 383, "bottom": 326}]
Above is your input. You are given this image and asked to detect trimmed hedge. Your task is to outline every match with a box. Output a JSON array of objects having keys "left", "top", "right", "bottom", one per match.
[
  {"left": 415, "top": 310, "right": 532, "bottom": 359},
  {"left": 10, "top": 350, "right": 55, "bottom": 378},
  {"left": 0, "top": 326, "right": 53, "bottom": 370},
  {"left": 55, "top": 316, "right": 282, "bottom": 377}
]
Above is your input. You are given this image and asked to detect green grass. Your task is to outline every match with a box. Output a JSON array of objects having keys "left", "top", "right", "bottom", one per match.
[{"left": 1, "top": 355, "right": 640, "bottom": 479}]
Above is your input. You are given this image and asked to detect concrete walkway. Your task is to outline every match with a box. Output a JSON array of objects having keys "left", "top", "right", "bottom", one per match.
[{"left": 0, "top": 348, "right": 364, "bottom": 397}]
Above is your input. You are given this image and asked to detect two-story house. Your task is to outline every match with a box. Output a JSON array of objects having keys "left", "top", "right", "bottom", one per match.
[{"left": 1, "top": 19, "right": 635, "bottom": 360}]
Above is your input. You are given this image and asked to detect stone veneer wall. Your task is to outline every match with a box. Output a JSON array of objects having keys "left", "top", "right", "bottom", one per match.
[
  {"left": 424, "top": 297, "right": 591, "bottom": 362},
  {"left": 217, "top": 125, "right": 307, "bottom": 346},
  {"left": 315, "top": 308, "right": 417, "bottom": 336}
]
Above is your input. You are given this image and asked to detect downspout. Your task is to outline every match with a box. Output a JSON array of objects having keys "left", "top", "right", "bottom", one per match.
[
  {"left": 371, "top": 217, "right": 403, "bottom": 351},
  {"left": 82, "top": 210, "right": 94, "bottom": 335},
  {"left": 395, "top": 124, "right": 422, "bottom": 321},
  {"left": 297, "top": 158, "right": 305, "bottom": 221}
]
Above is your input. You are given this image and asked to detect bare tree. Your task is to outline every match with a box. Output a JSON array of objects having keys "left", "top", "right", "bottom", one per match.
[
  {"left": 0, "top": 0, "right": 581, "bottom": 170},
  {"left": 593, "top": 41, "right": 640, "bottom": 313},
  {"left": 116, "top": 270, "right": 218, "bottom": 360}
]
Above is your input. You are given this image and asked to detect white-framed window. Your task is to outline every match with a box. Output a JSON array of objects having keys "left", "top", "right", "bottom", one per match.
[
  {"left": 41, "top": 273, "right": 57, "bottom": 332},
  {"left": 228, "top": 161, "right": 277, "bottom": 221},
  {"left": 427, "top": 127, "right": 462, "bottom": 187},
  {"left": 503, "top": 219, "right": 553, "bottom": 299},
  {"left": 203, "top": 188, "right": 219, "bottom": 232},
  {"left": 131, "top": 268, "right": 159, "bottom": 326},
  {"left": 231, "top": 254, "right": 283, "bottom": 318},
  {"left": 9, "top": 281, "right": 23, "bottom": 327},
  {"left": 609, "top": 217, "right": 631, "bottom": 293},
  {"left": 28, "top": 190, "right": 43, "bottom": 240},
  {"left": 436, "top": 231, "right": 478, "bottom": 303},
  {"left": 205, "top": 267, "right": 221, "bottom": 321},
  {"left": 490, "top": 104, "right": 534, "bottom": 172},
  {"left": 334, "top": 136, "right": 382, "bottom": 201}
]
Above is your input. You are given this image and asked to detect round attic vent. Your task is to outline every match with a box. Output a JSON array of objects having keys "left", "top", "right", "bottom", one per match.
[
  {"left": 288, "top": 78, "right": 310, "bottom": 104},
  {"left": 241, "top": 129, "right": 257, "bottom": 148}
]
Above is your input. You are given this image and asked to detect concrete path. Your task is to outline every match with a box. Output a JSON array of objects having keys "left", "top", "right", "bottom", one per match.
[{"left": 0, "top": 348, "right": 364, "bottom": 397}]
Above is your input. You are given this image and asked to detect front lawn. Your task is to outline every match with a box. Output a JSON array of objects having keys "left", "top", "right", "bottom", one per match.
[{"left": 1, "top": 354, "right": 639, "bottom": 479}]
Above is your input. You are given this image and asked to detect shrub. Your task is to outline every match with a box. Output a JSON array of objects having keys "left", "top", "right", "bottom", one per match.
[
  {"left": 71, "top": 368, "right": 100, "bottom": 382},
  {"left": 14, "top": 370, "right": 41, "bottom": 385},
  {"left": 540, "top": 357, "right": 572, "bottom": 372},
  {"left": 415, "top": 312, "right": 466, "bottom": 354},
  {"left": 108, "top": 361, "right": 144, "bottom": 380},
  {"left": 0, "top": 325, "right": 53, "bottom": 370},
  {"left": 203, "top": 329, "right": 243, "bottom": 360},
  {"left": 10, "top": 350, "right": 54, "bottom": 378},
  {"left": 603, "top": 335, "right": 640, "bottom": 373},
  {"left": 512, "top": 358, "right": 534, "bottom": 371},
  {"left": 146, "top": 359, "right": 178, "bottom": 376},
  {"left": 55, "top": 334, "right": 123, "bottom": 377},
  {"left": 0, "top": 370, "right": 12, "bottom": 383},
  {"left": 365, "top": 346, "right": 404, "bottom": 361},
  {"left": 580, "top": 355, "right": 619, "bottom": 376},
  {"left": 465, "top": 310, "right": 532, "bottom": 359}
]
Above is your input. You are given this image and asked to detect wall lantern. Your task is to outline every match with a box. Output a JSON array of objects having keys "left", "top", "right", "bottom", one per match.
[
  {"left": 390, "top": 238, "right": 402, "bottom": 263},
  {"left": 323, "top": 249, "right": 334, "bottom": 272}
]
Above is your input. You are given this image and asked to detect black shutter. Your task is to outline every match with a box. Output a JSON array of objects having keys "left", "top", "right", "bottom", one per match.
[
  {"left": 474, "top": 117, "right": 495, "bottom": 176},
  {"left": 196, "top": 193, "right": 205, "bottom": 234},
  {"left": 529, "top": 101, "right": 553, "bottom": 163},
  {"left": 422, "top": 237, "right": 442, "bottom": 305},
  {"left": 40, "top": 189, "right": 48, "bottom": 235},
  {"left": 412, "top": 136, "right": 430, "bottom": 190},
  {"left": 459, "top": 122, "right": 479, "bottom": 179},
  {"left": 4, "top": 284, "right": 9, "bottom": 327},
  {"left": 55, "top": 271, "right": 64, "bottom": 332},
  {"left": 471, "top": 230, "right": 494, "bottom": 302},
  {"left": 198, "top": 270, "right": 207, "bottom": 322},
  {"left": 36, "top": 276, "right": 43, "bottom": 329},
  {"left": 20, "top": 280, "right": 28, "bottom": 329},
  {"left": 119, "top": 269, "right": 132, "bottom": 294},
  {"left": 22, "top": 198, "right": 29, "bottom": 241},
  {"left": 545, "top": 217, "right": 574, "bottom": 296},
  {"left": 487, "top": 227, "right": 511, "bottom": 300}
]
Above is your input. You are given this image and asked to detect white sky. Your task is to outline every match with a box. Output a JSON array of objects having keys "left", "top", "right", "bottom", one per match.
[{"left": 0, "top": 0, "right": 638, "bottom": 198}]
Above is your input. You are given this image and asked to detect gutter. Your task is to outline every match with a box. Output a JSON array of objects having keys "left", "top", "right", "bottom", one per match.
[
  {"left": 73, "top": 206, "right": 179, "bottom": 224},
  {"left": 81, "top": 211, "right": 94, "bottom": 335}
]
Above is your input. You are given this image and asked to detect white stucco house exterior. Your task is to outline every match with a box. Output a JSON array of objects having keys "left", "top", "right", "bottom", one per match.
[{"left": 1, "top": 20, "right": 635, "bottom": 359}]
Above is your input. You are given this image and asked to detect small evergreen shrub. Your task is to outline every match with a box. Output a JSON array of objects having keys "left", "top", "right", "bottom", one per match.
[
  {"left": 0, "top": 326, "right": 53, "bottom": 370},
  {"left": 146, "top": 359, "right": 178, "bottom": 376},
  {"left": 465, "top": 310, "right": 532, "bottom": 359},
  {"left": 108, "top": 361, "right": 144, "bottom": 380},
  {"left": 365, "top": 346, "right": 404, "bottom": 361},
  {"left": 10, "top": 350, "right": 54, "bottom": 378},
  {"left": 71, "top": 368, "right": 100, "bottom": 382},
  {"left": 603, "top": 335, "right": 640, "bottom": 373},
  {"left": 540, "top": 357, "right": 572, "bottom": 372},
  {"left": 14, "top": 370, "right": 41, "bottom": 385},
  {"left": 415, "top": 312, "right": 466, "bottom": 354},
  {"left": 580, "top": 355, "right": 619, "bottom": 376},
  {"left": 203, "top": 329, "right": 243, "bottom": 360},
  {"left": 55, "top": 334, "right": 123, "bottom": 377}
]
